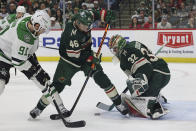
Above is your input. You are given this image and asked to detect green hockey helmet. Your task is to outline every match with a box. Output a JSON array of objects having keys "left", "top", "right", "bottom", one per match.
[
  {"left": 109, "top": 35, "right": 126, "bottom": 56},
  {"left": 75, "top": 10, "right": 94, "bottom": 32}
]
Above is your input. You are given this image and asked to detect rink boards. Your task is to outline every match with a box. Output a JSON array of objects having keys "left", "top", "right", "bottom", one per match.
[{"left": 37, "top": 29, "right": 196, "bottom": 63}]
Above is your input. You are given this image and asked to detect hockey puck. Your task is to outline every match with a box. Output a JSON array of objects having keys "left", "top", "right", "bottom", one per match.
[{"left": 94, "top": 113, "right": 101, "bottom": 116}]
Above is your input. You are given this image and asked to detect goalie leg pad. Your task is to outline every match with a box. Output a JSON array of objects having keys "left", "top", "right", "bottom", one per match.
[
  {"left": 121, "top": 93, "right": 150, "bottom": 118},
  {"left": 157, "top": 93, "right": 168, "bottom": 104},
  {"left": 147, "top": 99, "right": 169, "bottom": 119},
  {"left": 121, "top": 94, "right": 168, "bottom": 119}
]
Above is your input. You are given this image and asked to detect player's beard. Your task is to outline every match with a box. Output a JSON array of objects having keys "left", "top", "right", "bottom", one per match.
[
  {"left": 30, "top": 30, "right": 39, "bottom": 37},
  {"left": 27, "top": 22, "right": 39, "bottom": 37}
]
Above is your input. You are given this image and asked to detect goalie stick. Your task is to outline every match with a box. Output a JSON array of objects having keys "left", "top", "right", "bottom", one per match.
[
  {"left": 96, "top": 87, "right": 129, "bottom": 111},
  {"left": 155, "top": 41, "right": 168, "bottom": 55},
  {"left": 96, "top": 42, "right": 168, "bottom": 111},
  {"left": 50, "top": 24, "right": 110, "bottom": 120}
]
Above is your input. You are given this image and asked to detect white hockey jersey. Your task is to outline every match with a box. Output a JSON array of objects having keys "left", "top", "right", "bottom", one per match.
[
  {"left": 0, "top": 15, "right": 39, "bottom": 67},
  {"left": 0, "top": 13, "right": 30, "bottom": 31}
]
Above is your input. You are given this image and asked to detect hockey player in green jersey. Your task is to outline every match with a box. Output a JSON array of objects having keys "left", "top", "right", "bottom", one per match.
[
  {"left": 0, "top": 6, "right": 26, "bottom": 31},
  {"left": 0, "top": 10, "right": 68, "bottom": 119},
  {"left": 108, "top": 35, "right": 171, "bottom": 119},
  {"left": 30, "top": 9, "right": 128, "bottom": 119}
]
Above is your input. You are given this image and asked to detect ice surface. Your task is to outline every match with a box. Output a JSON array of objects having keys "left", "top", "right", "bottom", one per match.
[{"left": 0, "top": 62, "right": 196, "bottom": 131}]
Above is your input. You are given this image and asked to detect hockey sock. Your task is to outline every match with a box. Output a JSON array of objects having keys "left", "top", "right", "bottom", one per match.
[
  {"left": 36, "top": 95, "right": 50, "bottom": 111},
  {"left": 104, "top": 84, "right": 121, "bottom": 105}
]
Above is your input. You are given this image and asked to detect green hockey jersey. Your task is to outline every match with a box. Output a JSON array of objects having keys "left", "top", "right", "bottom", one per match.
[
  {"left": 59, "top": 22, "right": 92, "bottom": 67},
  {"left": 59, "top": 9, "right": 115, "bottom": 67},
  {"left": 0, "top": 14, "right": 17, "bottom": 31},
  {"left": 119, "top": 41, "right": 169, "bottom": 80}
]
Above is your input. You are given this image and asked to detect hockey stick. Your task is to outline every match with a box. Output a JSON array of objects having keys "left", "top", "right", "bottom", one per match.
[
  {"left": 96, "top": 87, "right": 129, "bottom": 111},
  {"left": 50, "top": 24, "right": 110, "bottom": 120},
  {"left": 155, "top": 41, "right": 168, "bottom": 55},
  {"left": 52, "top": 99, "right": 86, "bottom": 128},
  {"left": 39, "top": 46, "right": 59, "bottom": 50},
  {"left": 96, "top": 41, "right": 168, "bottom": 111}
]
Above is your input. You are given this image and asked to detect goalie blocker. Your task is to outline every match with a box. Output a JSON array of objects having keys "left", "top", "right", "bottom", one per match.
[{"left": 121, "top": 93, "right": 168, "bottom": 119}]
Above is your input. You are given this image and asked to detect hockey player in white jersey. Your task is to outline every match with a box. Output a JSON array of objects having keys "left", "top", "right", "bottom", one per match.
[
  {"left": 0, "top": 6, "right": 26, "bottom": 31},
  {"left": 0, "top": 10, "right": 69, "bottom": 119}
]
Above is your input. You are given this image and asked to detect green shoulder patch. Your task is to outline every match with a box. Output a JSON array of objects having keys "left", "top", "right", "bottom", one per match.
[
  {"left": 17, "top": 17, "right": 36, "bottom": 45},
  {"left": 7, "top": 14, "right": 16, "bottom": 24}
]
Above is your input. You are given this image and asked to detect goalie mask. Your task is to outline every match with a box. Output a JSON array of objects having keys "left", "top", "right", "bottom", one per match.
[
  {"left": 75, "top": 10, "right": 94, "bottom": 32},
  {"left": 109, "top": 35, "right": 127, "bottom": 57}
]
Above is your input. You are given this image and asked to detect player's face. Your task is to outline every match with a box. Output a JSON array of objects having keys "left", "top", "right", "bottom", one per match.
[
  {"left": 109, "top": 36, "right": 120, "bottom": 56},
  {"left": 34, "top": 23, "right": 46, "bottom": 36},
  {"left": 109, "top": 42, "right": 118, "bottom": 55},
  {"left": 110, "top": 46, "right": 118, "bottom": 55},
  {"left": 76, "top": 20, "right": 92, "bottom": 32},
  {"left": 16, "top": 12, "right": 24, "bottom": 19}
]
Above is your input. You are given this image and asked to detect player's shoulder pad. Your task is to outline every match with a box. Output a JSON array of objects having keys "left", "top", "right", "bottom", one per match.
[{"left": 65, "top": 21, "right": 75, "bottom": 30}]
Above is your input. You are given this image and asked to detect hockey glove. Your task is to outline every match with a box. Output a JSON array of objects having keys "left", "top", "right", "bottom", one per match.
[
  {"left": 86, "top": 52, "right": 102, "bottom": 70},
  {"left": 126, "top": 73, "right": 148, "bottom": 97}
]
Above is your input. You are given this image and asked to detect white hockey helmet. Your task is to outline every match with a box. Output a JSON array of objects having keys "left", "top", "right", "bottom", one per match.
[
  {"left": 16, "top": 6, "right": 26, "bottom": 13},
  {"left": 31, "top": 10, "right": 51, "bottom": 33}
]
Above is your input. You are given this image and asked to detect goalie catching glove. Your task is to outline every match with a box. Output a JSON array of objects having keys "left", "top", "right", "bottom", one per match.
[{"left": 126, "top": 73, "right": 148, "bottom": 97}]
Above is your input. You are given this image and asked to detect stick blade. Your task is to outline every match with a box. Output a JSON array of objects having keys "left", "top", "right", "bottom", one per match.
[
  {"left": 96, "top": 102, "right": 113, "bottom": 111},
  {"left": 65, "top": 120, "right": 86, "bottom": 128},
  {"left": 50, "top": 111, "right": 71, "bottom": 120}
]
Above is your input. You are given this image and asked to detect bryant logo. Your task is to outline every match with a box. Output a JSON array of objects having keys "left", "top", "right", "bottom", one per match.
[{"left": 157, "top": 32, "right": 194, "bottom": 48}]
